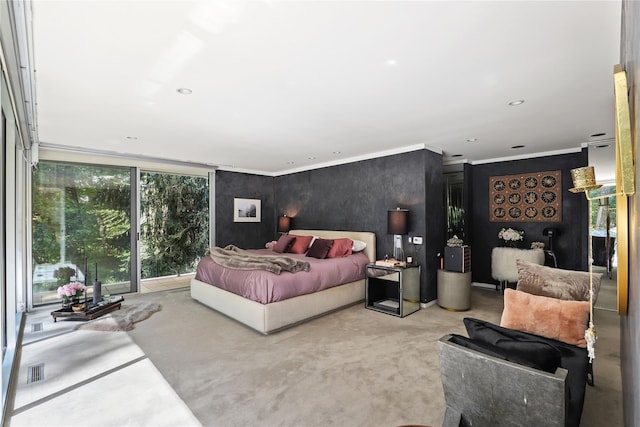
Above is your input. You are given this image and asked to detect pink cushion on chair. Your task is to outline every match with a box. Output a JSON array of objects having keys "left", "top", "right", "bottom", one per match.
[{"left": 500, "top": 289, "right": 590, "bottom": 348}]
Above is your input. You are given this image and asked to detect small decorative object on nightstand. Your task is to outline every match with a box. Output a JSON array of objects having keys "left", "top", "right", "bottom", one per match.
[{"left": 365, "top": 263, "right": 420, "bottom": 317}]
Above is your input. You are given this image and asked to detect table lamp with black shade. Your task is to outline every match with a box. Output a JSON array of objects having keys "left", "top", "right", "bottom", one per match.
[
  {"left": 277, "top": 215, "right": 291, "bottom": 234},
  {"left": 387, "top": 208, "right": 409, "bottom": 262}
]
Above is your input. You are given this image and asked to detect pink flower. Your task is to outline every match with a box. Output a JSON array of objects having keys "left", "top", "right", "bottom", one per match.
[{"left": 57, "top": 282, "right": 86, "bottom": 299}]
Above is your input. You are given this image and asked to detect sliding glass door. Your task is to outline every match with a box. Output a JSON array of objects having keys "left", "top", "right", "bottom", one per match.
[
  {"left": 32, "top": 162, "right": 133, "bottom": 306},
  {"left": 32, "top": 162, "right": 210, "bottom": 304},
  {"left": 139, "top": 171, "right": 208, "bottom": 292}
]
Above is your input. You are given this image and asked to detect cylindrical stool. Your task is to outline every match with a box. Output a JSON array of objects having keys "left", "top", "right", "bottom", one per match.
[{"left": 437, "top": 269, "right": 472, "bottom": 311}]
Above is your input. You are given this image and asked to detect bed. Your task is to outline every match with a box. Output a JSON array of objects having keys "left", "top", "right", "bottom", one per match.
[{"left": 191, "top": 229, "right": 376, "bottom": 334}]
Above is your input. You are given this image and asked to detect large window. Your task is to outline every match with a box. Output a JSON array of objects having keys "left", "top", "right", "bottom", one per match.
[
  {"left": 140, "top": 172, "right": 209, "bottom": 281},
  {"left": 32, "top": 163, "right": 211, "bottom": 304},
  {"left": 32, "top": 162, "right": 132, "bottom": 305}
]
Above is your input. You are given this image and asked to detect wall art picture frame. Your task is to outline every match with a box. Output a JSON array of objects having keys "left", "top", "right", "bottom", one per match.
[
  {"left": 233, "top": 198, "right": 261, "bottom": 223},
  {"left": 489, "top": 170, "right": 562, "bottom": 222}
]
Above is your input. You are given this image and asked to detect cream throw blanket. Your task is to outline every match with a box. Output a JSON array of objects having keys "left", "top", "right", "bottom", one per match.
[{"left": 207, "top": 245, "right": 310, "bottom": 275}]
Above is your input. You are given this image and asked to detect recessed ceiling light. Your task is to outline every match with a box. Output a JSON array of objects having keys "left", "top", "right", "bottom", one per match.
[
  {"left": 385, "top": 59, "right": 398, "bottom": 67},
  {"left": 511, "top": 145, "right": 525, "bottom": 149},
  {"left": 308, "top": 156, "right": 316, "bottom": 160},
  {"left": 176, "top": 88, "right": 192, "bottom": 95},
  {"left": 590, "top": 132, "right": 606, "bottom": 137},
  {"left": 332, "top": 151, "right": 341, "bottom": 155},
  {"left": 286, "top": 161, "right": 295, "bottom": 165},
  {"left": 451, "top": 154, "right": 463, "bottom": 157},
  {"left": 466, "top": 138, "right": 477, "bottom": 143},
  {"left": 125, "top": 136, "right": 138, "bottom": 140},
  {"left": 508, "top": 99, "right": 525, "bottom": 106},
  {"left": 595, "top": 144, "right": 610, "bottom": 149}
]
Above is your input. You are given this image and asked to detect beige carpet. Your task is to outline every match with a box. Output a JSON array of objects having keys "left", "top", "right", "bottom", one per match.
[{"left": 126, "top": 286, "right": 623, "bottom": 426}]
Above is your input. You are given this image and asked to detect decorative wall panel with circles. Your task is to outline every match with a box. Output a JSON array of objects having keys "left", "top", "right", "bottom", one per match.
[{"left": 489, "top": 170, "right": 562, "bottom": 222}]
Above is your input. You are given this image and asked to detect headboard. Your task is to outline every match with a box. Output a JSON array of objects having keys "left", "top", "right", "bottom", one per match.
[{"left": 288, "top": 229, "right": 376, "bottom": 263}]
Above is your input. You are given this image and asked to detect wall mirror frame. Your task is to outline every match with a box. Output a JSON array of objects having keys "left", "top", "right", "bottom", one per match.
[{"left": 613, "top": 64, "right": 634, "bottom": 315}]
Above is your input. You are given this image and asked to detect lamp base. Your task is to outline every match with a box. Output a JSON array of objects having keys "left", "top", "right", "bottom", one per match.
[{"left": 393, "top": 235, "right": 405, "bottom": 262}]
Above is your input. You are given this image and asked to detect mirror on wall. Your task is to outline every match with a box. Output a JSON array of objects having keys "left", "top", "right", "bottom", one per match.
[
  {"left": 588, "top": 141, "right": 617, "bottom": 311},
  {"left": 443, "top": 164, "right": 465, "bottom": 243}
]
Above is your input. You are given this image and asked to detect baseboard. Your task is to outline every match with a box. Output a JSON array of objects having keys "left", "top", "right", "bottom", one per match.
[
  {"left": 472, "top": 282, "right": 498, "bottom": 290},
  {"left": 420, "top": 300, "right": 438, "bottom": 309}
]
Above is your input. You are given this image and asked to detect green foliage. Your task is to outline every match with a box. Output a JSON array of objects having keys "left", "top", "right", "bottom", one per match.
[
  {"left": 140, "top": 173, "right": 209, "bottom": 278},
  {"left": 54, "top": 267, "right": 75, "bottom": 285},
  {"left": 589, "top": 185, "right": 617, "bottom": 230},
  {"left": 32, "top": 162, "right": 210, "bottom": 301},
  {"left": 32, "top": 162, "right": 132, "bottom": 286}
]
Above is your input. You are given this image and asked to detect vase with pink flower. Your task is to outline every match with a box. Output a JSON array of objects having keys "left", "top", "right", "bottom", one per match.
[{"left": 57, "top": 282, "right": 86, "bottom": 309}]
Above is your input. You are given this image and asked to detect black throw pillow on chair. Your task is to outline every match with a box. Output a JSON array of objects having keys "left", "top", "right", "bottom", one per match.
[{"left": 463, "top": 317, "right": 562, "bottom": 373}]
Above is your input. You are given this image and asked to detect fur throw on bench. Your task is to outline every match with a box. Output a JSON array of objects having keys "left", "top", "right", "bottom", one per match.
[{"left": 207, "top": 245, "right": 310, "bottom": 275}]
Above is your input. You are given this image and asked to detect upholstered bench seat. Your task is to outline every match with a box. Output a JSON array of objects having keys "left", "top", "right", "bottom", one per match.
[{"left": 491, "top": 247, "right": 544, "bottom": 292}]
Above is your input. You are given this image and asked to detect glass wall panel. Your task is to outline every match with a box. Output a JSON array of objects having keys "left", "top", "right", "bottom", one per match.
[
  {"left": 32, "top": 161, "right": 132, "bottom": 305},
  {"left": 139, "top": 172, "right": 208, "bottom": 291},
  {"left": 1, "top": 110, "right": 5, "bottom": 355}
]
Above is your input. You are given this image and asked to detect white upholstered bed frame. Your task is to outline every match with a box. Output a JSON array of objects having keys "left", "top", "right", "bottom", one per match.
[{"left": 191, "top": 229, "right": 376, "bottom": 334}]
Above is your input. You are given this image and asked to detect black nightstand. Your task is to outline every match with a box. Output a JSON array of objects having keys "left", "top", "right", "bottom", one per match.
[{"left": 365, "top": 263, "right": 420, "bottom": 317}]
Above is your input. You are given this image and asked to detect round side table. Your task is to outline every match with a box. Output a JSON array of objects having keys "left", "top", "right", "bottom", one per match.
[{"left": 437, "top": 269, "right": 472, "bottom": 311}]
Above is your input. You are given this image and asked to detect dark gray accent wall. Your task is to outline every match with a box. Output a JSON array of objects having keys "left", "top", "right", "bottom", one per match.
[
  {"left": 214, "top": 170, "right": 275, "bottom": 249},
  {"left": 275, "top": 149, "right": 443, "bottom": 303},
  {"left": 469, "top": 151, "right": 589, "bottom": 285}
]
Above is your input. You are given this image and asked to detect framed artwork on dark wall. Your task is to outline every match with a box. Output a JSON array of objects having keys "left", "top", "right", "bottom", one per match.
[
  {"left": 489, "top": 170, "right": 562, "bottom": 222},
  {"left": 234, "top": 198, "right": 261, "bottom": 223}
]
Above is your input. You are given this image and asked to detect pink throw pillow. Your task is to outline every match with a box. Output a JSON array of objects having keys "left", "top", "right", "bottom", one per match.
[
  {"left": 288, "top": 235, "right": 313, "bottom": 254},
  {"left": 500, "top": 289, "right": 590, "bottom": 348},
  {"left": 273, "top": 234, "right": 295, "bottom": 253},
  {"left": 327, "top": 238, "right": 353, "bottom": 258}
]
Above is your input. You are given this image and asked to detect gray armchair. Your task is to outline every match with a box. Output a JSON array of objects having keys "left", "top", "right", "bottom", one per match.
[{"left": 439, "top": 334, "right": 569, "bottom": 427}]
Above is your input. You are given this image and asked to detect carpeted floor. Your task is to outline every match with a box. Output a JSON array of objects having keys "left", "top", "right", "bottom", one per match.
[{"left": 125, "top": 285, "right": 623, "bottom": 426}]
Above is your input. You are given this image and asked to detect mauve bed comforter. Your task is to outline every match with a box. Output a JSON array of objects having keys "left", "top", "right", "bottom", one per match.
[{"left": 194, "top": 249, "right": 369, "bottom": 304}]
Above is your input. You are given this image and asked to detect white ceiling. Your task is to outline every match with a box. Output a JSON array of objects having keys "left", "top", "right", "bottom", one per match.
[{"left": 31, "top": 0, "right": 622, "bottom": 175}]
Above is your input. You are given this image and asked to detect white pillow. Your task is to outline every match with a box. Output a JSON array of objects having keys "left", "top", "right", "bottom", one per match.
[{"left": 352, "top": 239, "right": 367, "bottom": 252}]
